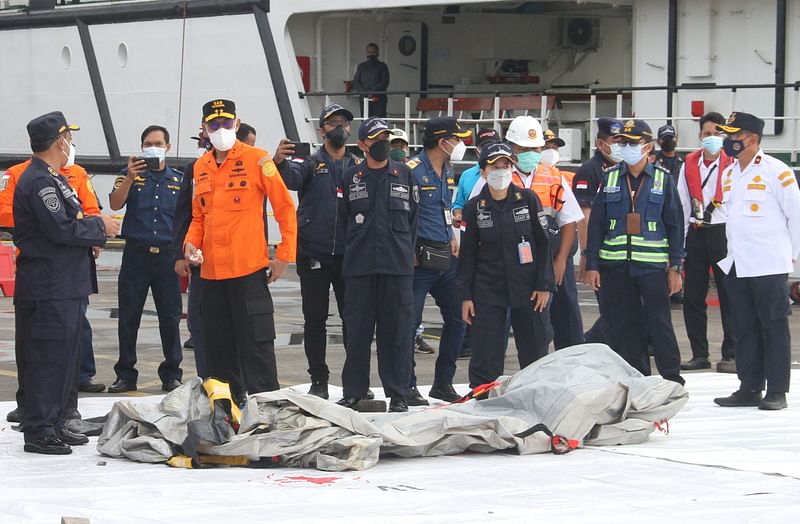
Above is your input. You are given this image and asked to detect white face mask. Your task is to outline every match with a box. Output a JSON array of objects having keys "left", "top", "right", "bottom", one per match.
[
  {"left": 539, "top": 149, "right": 560, "bottom": 166},
  {"left": 486, "top": 168, "right": 513, "bottom": 191},
  {"left": 208, "top": 128, "right": 237, "bottom": 151},
  {"left": 142, "top": 146, "right": 167, "bottom": 162},
  {"left": 196, "top": 147, "right": 208, "bottom": 158},
  {"left": 63, "top": 139, "right": 76, "bottom": 167},
  {"left": 445, "top": 140, "right": 467, "bottom": 162}
]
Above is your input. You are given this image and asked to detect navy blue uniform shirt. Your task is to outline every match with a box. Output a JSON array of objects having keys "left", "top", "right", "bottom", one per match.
[
  {"left": 408, "top": 150, "right": 454, "bottom": 243},
  {"left": 278, "top": 146, "right": 360, "bottom": 262},
  {"left": 340, "top": 160, "right": 419, "bottom": 277},
  {"left": 114, "top": 166, "right": 182, "bottom": 246},
  {"left": 572, "top": 150, "right": 618, "bottom": 207},
  {"left": 13, "top": 157, "right": 107, "bottom": 300}
]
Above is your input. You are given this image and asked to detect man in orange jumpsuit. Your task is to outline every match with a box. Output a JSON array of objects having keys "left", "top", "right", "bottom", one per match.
[
  {"left": 183, "top": 99, "right": 297, "bottom": 403},
  {"left": 0, "top": 159, "right": 105, "bottom": 425}
]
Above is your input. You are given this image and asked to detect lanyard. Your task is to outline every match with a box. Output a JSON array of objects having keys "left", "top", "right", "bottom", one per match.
[{"left": 625, "top": 174, "right": 643, "bottom": 212}]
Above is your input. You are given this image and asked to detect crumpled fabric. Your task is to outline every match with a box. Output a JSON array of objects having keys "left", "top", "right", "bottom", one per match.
[{"left": 97, "top": 344, "right": 688, "bottom": 471}]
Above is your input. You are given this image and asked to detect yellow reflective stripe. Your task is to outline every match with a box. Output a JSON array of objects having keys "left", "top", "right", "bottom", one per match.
[
  {"left": 648, "top": 221, "right": 657, "bottom": 232},
  {"left": 599, "top": 249, "right": 627, "bottom": 260},
  {"left": 779, "top": 171, "right": 793, "bottom": 180},
  {"left": 607, "top": 170, "right": 620, "bottom": 188},
  {"left": 603, "top": 235, "right": 628, "bottom": 246},
  {"left": 782, "top": 178, "right": 796, "bottom": 187},
  {"left": 630, "top": 237, "right": 669, "bottom": 248},
  {"left": 609, "top": 218, "right": 617, "bottom": 230},
  {"left": 631, "top": 252, "right": 670, "bottom": 263},
  {"left": 654, "top": 169, "right": 664, "bottom": 186}
]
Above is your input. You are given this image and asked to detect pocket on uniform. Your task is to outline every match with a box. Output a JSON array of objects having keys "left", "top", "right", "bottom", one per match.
[
  {"left": 743, "top": 190, "right": 766, "bottom": 217},
  {"left": 222, "top": 180, "right": 255, "bottom": 211},
  {"left": 246, "top": 297, "right": 275, "bottom": 342},
  {"left": 389, "top": 197, "right": 411, "bottom": 232},
  {"left": 297, "top": 206, "right": 316, "bottom": 228}
]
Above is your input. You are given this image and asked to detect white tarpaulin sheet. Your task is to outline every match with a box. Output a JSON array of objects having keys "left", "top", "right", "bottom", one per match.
[{"left": 1, "top": 362, "right": 799, "bottom": 522}]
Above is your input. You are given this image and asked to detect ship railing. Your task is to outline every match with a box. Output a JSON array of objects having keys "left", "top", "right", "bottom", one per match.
[{"left": 300, "top": 81, "right": 800, "bottom": 165}]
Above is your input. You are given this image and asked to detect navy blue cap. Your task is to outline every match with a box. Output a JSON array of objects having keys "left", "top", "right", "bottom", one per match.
[
  {"left": 476, "top": 127, "right": 500, "bottom": 147},
  {"left": 657, "top": 124, "right": 676, "bottom": 140},
  {"left": 202, "top": 99, "right": 236, "bottom": 122},
  {"left": 615, "top": 119, "right": 653, "bottom": 142},
  {"left": 358, "top": 117, "right": 390, "bottom": 141},
  {"left": 479, "top": 142, "right": 515, "bottom": 169},
  {"left": 27, "top": 111, "right": 79, "bottom": 149},
  {"left": 597, "top": 117, "right": 623, "bottom": 138},
  {"left": 717, "top": 112, "right": 765, "bottom": 135},
  {"left": 423, "top": 117, "right": 472, "bottom": 142},
  {"left": 318, "top": 103, "right": 354, "bottom": 128}
]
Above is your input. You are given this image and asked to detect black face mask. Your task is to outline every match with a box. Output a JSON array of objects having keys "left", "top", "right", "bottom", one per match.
[
  {"left": 723, "top": 136, "right": 747, "bottom": 157},
  {"left": 660, "top": 138, "right": 676, "bottom": 153},
  {"left": 325, "top": 126, "right": 349, "bottom": 149},
  {"left": 368, "top": 140, "right": 390, "bottom": 162},
  {"left": 367, "top": 55, "right": 378, "bottom": 61}
]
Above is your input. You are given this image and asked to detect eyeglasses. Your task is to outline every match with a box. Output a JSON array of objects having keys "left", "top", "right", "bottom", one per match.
[
  {"left": 206, "top": 119, "right": 236, "bottom": 132},
  {"left": 324, "top": 118, "right": 351, "bottom": 128}
]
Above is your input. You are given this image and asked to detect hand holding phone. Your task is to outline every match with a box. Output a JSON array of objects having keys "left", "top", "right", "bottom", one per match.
[
  {"left": 138, "top": 156, "right": 161, "bottom": 171},
  {"left": 289, "top": 141, "right": 311, "bottom": 158}
]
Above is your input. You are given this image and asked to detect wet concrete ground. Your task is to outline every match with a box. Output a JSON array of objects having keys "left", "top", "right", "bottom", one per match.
[{"left": 1, "top": 249, "right": 799, "bottom": 403}]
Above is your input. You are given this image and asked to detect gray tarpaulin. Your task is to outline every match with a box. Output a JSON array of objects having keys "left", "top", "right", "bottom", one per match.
[{"left": 97, "top": 344, "right": 688, "bottom": 471}]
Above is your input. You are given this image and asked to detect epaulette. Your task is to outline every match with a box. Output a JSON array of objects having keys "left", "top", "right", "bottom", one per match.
[{"left": 406, "top": 158, "right": 421, "bottom": 169}]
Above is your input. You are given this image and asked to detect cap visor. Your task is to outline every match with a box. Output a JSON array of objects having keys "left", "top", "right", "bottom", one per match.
[
  {"left": 487, "top": 155, "right": 514, "bottom": 164},
  {"left": 547, "top": 138, "right": 566, "bottom": 147},
  {"left": 453, "top": 129, "right": 472, "bottom": 138},
  {"left": 614, "top": 133, "right": 642, "bottom": 140},
  {"left": 58, "top": 124, "right": 80, "bottom": 133},
  {"left": 716, "top": 124, "right": 741, "bottom": 133},
  {"left": 366, "top": 129, "right": 390, "bottom": 140}
]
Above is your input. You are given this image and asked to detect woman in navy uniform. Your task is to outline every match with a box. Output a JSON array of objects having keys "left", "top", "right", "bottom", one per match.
[
  {"left": 13, "top": 112, "right": 119, "bottom": 454},
  {"left": 456, "top": 142, "right": 552, "bottom": 388}
]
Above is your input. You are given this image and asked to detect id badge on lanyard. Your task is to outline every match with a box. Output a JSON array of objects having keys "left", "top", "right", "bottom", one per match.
[
  {"left": 444, "top": 208, "right": 452, "bottom": 226},
  {"left": 518, "top": 237, "right": 534, "bottom": 264}
]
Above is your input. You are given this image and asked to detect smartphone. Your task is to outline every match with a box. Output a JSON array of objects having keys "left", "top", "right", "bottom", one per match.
[
  {"left": 289, "top": 141, "right": 311, "bottom": 158},
  {"left": 138, "top": 157, "right": 161, "bottom": 171}
]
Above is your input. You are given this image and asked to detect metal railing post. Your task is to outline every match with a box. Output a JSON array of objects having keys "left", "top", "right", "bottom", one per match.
[
  {"left": 793, "top": 86, "right": 799, "bottom": 164},
  {"left": 362, "top": 96, "right": 370, "bottom": 119},
  {"left": 616, "top": 92, "right": 623, "bottom": 119},
  {"left": 590, "top": 93, "right": 597, "bottom": 157},
  {"left": 493, "top": 94, "right": 501, "bottom": 134},
  {"left": 671, "top": 90, "right": 679, "bottom": 126},
  {"left": 541, "top": 94, "right": 548, "bottom": 130},
  {"left": 404, "top": 94, "right": 411, "bottom": 137},
  {"left": 447, "top": 94, "right": 454, "bottom": 117}
]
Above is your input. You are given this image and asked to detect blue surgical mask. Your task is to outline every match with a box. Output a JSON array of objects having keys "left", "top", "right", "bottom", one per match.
[
  {"left": 702, "top": 136, "right": 723, "bottom": 155},
  {"left": 620, "top": 143, "right": 645, "bottom": 165},
  {"left": 516, "top": 151, "right": 541, "bottom": 173}
]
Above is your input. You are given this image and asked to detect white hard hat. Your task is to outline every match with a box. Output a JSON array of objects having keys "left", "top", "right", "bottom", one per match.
[
  {"left": 505, "top": 116, "right": 545, "bottom": 148},
  {"left": 390, "top": 128, "right": 409, "bottom": 144}
]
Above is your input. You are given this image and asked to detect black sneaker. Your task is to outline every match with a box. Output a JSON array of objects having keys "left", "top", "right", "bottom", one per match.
[
  {"left": 308, "top": 380, "right": 329, "bottom": 400},
  {"left": 428, "top": 383, "right": 461, "bottom": 403},
  {"left": 414, "top": 335, "right": 435, "bottom": 354},
  {"left": 389, "top": 397, "right": 408, "bottom": 413},
  {"left": 681, "top": 357, "right": 711, "bottom": 371},
  {"left": 716, "top": 358, "right": 736, "bottom": 374},
  {"left": 57, "top": 427, "right": 89, "bottom": 446},
  {"left": 24, "top": 435, "right": 72, "bottom": 455},
  {"left": 758, "top": 392, "right": 787, "bottom": 411},
  {"left": 78, "top": 381, "right": 106, "bottom": 393},
  {"left": 714, "top": 389, "right": 762, "bottom": 407},
  {"left": 108, "top": 380, "right": 137, "bottom": 393},
  {"left": 407, "top": 386, "right": 429, "bottom": 406}
]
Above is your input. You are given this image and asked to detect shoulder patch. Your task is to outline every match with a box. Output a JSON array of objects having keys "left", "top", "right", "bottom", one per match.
[
  {"left": 0, "top": 174, "right": 9, "bottom": 192},
  {"left": 406, "top": 158, "right": 421, "bottom": 169},
  {"left": 261, "top": 158, "right": 278, "bottom": 178}
]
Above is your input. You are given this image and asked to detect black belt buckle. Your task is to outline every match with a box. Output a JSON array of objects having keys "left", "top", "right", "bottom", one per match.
[{"left": 149, "top": 246, "right": 160, "bottom": 254}]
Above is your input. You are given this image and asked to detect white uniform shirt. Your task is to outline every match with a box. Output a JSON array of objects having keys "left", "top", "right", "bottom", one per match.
[
  {"left": 677, "top": 153, "right": 729, "bottom": 240},
  {"left": 717, "top": 150, "right": 800, "bottom": 277},
  {"left": 469, "top": 171, "right": 583, "bottom": 228}
]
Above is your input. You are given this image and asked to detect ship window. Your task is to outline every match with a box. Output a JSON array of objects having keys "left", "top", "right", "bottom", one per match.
[
  {"left": 61, "top": 46, "right": 71, "bottom": 70},
  {"left": 398, "top": 35, "right": 416, "bottom": 57},
  {"left": 117, "top": 43, "right": 129, "bottom": 68}
]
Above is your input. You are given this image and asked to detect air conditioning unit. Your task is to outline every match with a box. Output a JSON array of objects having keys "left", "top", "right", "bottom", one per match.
[{"left": 558, "top": 17, "right": 600, "bottom": 50}]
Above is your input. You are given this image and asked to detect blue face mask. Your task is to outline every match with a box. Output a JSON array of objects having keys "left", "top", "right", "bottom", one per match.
[
  {"left": 608, "top": 143, "right": 624, "bottom": 163},
  {"left": 516, "top": 151, "right": 541, "bottom": 173},
  {"left": 620, "top": 143, "right": 646, "bottom": 165},
  {"left": 702, "top": 136, "right": 723, "bottom": 155}
]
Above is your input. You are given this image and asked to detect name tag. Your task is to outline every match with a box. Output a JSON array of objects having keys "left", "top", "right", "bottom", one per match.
[
  {"left": 349, "top": 182, "right": 368, "bottom": 200},
  {"left": 603, "top": 185, "right": 620, "bottom": 193},
  {"left": 477, "top": 211, "right": 493, "bottom": 228},
  {"left": 391, "top": 183, "right": 409, "bottom": 199},
  {"left": 444, "top": 208, "right": 452, "bottom": 225},
  {"left": 518, "top": 240, "right": 533, "bottom": 264},
  {"left": 513, "top": 206, "right": 531, "bottom": 223}
]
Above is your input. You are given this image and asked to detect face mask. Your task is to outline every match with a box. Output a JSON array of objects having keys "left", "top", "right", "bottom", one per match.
[
  {"left": 389, "top": 148, "right": 407, "bottom": 161},
  {"left": 62, "top": 139, "right": 76, "bottom": 167},
  {"left": 660, "top": 138, "right": 676, "bottom": 153},
  {"left": 325, "top": 126, "right": 349, "bottom": 149},
  {"left": 723, "top": 137, "right": 746, "bottom": 158},
  {"left": 620, "top": 143, "right": 646, "bottom": 165},
  {"left": 208, "top": 128, "right": 237, "bottom": 151},
  {"left": 606, "top": 142, "right": 624, "bottom": 163},
  {"left": 702, "top": 136, "right": 723, "bottom": 155},
  {"left": 516, "top": 151, "right": 541, "bottom": 173},
  {"left": 442, "top": 140, "right": 466, "bottom": 162},
  {"left": 142, "top": 146, "right": 166, "bottom": 162},
  {"left": 368, "top": 140, "right": 390, "bottom": 162},
  {"left": 539, "top": 149, "right": 559, "bottom": 166},
  {"left": 196, "top": 148, "right": 208, "bottom": 158},
  {"left": 367, "top": 55, "right": 378, "bottom": 61},
  {"left": 487, "top": 168, "right": 513, "bottom": 191}
]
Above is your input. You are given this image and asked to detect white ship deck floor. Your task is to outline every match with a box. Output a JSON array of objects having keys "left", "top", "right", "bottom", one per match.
[{"left": 1, "top": 373, "right": 799, "bottom": 524}]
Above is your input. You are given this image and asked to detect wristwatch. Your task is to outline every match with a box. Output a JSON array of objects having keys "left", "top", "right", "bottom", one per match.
[{"left": 669, "top": 265, "right": 682, "bottom": 273}]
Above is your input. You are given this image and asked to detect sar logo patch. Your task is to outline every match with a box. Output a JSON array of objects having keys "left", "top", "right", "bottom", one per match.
[
  {"left": 38, "top": 187, "right": 61, "bottom": 213},
  {"left": 113, "top": 176, "right": 125, "bottom": 190},
  {"left": 259, "top": 156, "right": 277, "bottom": 177}
]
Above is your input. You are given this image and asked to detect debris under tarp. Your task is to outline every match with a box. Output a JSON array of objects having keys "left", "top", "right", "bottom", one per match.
[{"left": 97, "top": 344, "right": 688, "bottom": 470}]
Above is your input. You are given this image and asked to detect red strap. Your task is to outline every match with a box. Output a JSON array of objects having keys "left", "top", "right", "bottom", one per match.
[{"left": 685, "top": 149, "right": 731, "bottom": 206}]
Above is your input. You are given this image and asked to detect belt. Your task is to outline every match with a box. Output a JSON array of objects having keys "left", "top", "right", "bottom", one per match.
[
  {"left": 125, "top": 240, "right": 173, "bottom": 254},
  {"left": 692, "top": 222, "right": 725, "bottom": 229}
]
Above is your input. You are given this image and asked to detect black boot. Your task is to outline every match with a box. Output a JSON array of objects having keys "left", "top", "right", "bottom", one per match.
[
  {"left": 428, "top": 383, "right": 461, "bottom": 402},
  {"left": 407, "top": 386, "right": 429, "bottom": 406},
  {"left": 308, "top": 380, "right": 329, "bottom": 400},
  {"left": 714, "top": 389, "right": 762, "bottom": 407}
]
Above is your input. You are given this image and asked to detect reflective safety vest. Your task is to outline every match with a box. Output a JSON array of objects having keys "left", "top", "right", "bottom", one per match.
[
  {"left": 599, "top": 166, "right": 670, "bottom": 268},
  {"left": 513, "top": 165, "right": 564, "bottom": 245}
]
